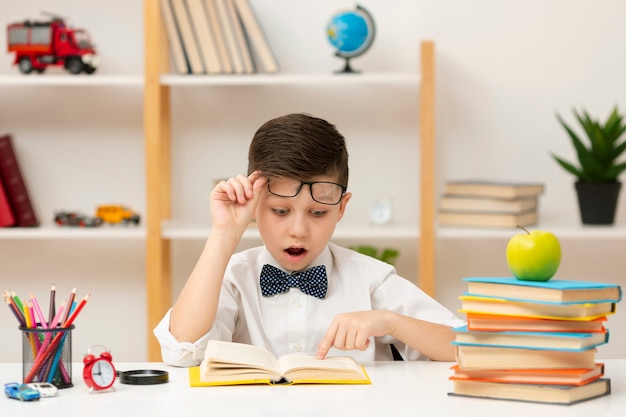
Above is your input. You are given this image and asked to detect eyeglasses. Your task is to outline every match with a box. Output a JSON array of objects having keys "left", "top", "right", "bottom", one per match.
[{"left": 267, "top": 178, "right": 347, "bottom": 205}]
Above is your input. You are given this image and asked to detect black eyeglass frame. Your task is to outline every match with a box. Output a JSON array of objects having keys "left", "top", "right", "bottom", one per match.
[{"left": 267, "top": 179, "right": 347, "bottom": 206}]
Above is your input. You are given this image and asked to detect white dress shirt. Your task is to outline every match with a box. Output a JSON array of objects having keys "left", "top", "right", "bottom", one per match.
[{"left": 154, "top": 242, "right": 465, "bottom": 367}]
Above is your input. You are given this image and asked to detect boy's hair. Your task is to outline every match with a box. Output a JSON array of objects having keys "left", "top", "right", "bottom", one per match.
[{"left": 247, "top": 113, "right": 349, "bottom": 187}]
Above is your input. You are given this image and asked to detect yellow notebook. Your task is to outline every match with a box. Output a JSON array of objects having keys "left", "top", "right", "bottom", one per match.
[
  {"left": 188, "top": 340, "right": 371, "bottom": 386},
  {"left": 459, "top": 295, "right": 616, "bottom": 321}
]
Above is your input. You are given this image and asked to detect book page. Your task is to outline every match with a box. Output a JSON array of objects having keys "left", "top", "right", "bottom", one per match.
[
  {"left": 206, "top": 340, "right": 280, "bottom": 373},
  {"left": 278, "top": 354, "right": 359, "bottom": 372}
]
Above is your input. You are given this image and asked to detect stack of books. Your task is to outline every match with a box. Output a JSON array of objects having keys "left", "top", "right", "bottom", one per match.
[
  {"left": 160, "top": 0, "right": 278, "bottom": 75},
  {"left": 449, "top": 277, "right": 622, "bottom": 405},
  {"left": 438, "top": 180, "right": 545, "bottom": 228}
]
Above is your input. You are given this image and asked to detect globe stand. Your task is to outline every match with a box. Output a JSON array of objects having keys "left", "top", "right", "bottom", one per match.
[{"left": 335, "top": 57, "right": 361, "bottom": 74}]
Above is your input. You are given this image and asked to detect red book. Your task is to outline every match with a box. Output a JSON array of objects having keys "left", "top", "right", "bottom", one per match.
[
  {"left": 466, "top": 313, "right": 607, "bottom": 333},
  {"left": 0, "top": 175, "right": 16, "bottom": 227},
  {"left": 0, "top": 134, "right": 38, "bottom": 227}
]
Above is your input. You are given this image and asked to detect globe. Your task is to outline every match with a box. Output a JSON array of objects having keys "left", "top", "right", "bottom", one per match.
[{"left": 326, "top": 5, "right": 376, "bottom": 73}]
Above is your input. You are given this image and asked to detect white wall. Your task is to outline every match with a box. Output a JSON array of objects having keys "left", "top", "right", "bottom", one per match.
[{"left": 1, "top": 0, "right": 625, "bottom": 361}]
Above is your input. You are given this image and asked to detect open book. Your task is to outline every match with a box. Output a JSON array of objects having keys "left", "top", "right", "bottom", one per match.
[{"left": 188, "top": 340, "right": 370, "bottom": 386}]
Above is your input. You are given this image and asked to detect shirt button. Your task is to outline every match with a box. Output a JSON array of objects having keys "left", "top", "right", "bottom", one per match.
[
  {"left": 293, "top": 345, "right": 303, "bottom": 352},
  {"left": 292, "top": 301, "right": 301, "bottom": 308}
]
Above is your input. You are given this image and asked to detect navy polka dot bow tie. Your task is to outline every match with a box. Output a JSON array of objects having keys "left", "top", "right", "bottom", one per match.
[{"left": 259, "top": 264, "right": 328, "bottom": 299}]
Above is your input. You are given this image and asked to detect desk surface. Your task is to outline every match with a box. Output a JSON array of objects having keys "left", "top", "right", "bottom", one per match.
[{"left": 2, "top": 360, "right": 624, "bottom": 416}]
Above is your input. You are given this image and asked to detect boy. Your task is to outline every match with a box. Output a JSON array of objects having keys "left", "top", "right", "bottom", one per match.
[{"left": 154, "top": 113, "right": 464, "bottom": 366}]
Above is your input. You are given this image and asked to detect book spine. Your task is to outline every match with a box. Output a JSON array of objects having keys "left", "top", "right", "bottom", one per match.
[
  {"left": 171, "top": 0, "right": 206, "bottom": 74},
  {"left": 214, "top": 0, "right": 244, "bottom": 74},
  {"left": 226, "top": 0, "right": 254, "bottom": 73},
  {"left": 0, "top": 174, "right": 16, "bottom": 227},
  {"left": 0, "top": 135, "right": 38, "bottom": 227},
  {"left": 160, "top": 0, "right": 190, "bottom": 74},
  {"left": 186, "top": 0, "right": 223, "bottom": 74},
  {"left": 232, "top": 0, "right": 278, "bottom": 73},
  {"left": 204, "top": 0, "right": 233, "bottom": 73}
]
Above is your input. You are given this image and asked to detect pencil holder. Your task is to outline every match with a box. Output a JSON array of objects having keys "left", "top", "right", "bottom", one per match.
[{"left": 20, "top": 324, "right": 74, "bottom": 388}]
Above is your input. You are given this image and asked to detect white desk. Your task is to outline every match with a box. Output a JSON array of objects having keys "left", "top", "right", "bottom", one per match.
[{"left": 2, "top": 360, "right": 624, "bottom": 416}]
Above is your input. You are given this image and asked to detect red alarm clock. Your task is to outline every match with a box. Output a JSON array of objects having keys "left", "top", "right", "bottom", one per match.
[{"left": 83, "top": 345, "right": 116, "bottom": 392}]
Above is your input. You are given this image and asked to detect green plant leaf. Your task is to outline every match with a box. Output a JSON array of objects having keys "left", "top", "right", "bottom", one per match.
[
  {"left": 613, "top": 140, "right": 626, "bottom": 160},
  {"left": 552, "top": 154, "right": 585, "bottom": 180},
  {"left": 349, "top": 245, "right": 399, "bottom": 266},
  {"left": 608, "top": 161, "right": 626, "bottom": 179},
  {"left": 380, "top": 248, "right": 399, "bottom": 265},
  {"left": 350, "top": 245, "right": 378, "bottom": 258},
  {"left": 554, "top": 106, "right": 626, "bottom": 182}
]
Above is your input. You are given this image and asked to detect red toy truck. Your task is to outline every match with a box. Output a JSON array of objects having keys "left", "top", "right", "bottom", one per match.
[{"left": 6, "top": 13, "right": 99, "bottom": 75}]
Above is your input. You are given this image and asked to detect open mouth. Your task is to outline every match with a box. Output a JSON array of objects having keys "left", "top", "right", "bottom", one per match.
[{"left": 285, "top": 247, "right": 306, "bottom": 256}]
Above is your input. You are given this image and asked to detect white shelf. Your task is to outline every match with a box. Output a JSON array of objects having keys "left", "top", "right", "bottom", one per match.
[
  {"left": 159, "top": 222, "right": 626, "bottom": 241},
  {"left": 62, "top": 221, "right": 624, "bottom": 240},
  {"left": 160, "top": 72, "right": 419, "bottom": 87},
  {"left": 0, "top": 225, "right": 145, "bottom": 239},
  {"left": 0, "top": 74, "right": 144, "bottom": 87},
  {"left": 437, "top": 223, "right": 626, "bottom": 240},
  {"left": 161, "top": 221, "right": 418, "bottom": 240}
]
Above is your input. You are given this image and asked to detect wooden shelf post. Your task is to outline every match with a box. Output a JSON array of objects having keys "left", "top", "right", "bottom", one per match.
[
  {"left": 419, "top": 41, "right": 436, "bottom": 297},
  {"left": 144, "top": 0, "right": 172, "bottom": 361}
]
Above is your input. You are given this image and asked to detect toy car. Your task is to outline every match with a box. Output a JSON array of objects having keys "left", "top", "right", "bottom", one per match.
[
  {"left": 4, "top": 382, "right": 41, "bottom": 401},
  {"left": 96, "top": 205, "right": 140, "bottom": 225},
  {"left": 7, "top": 13, "right": 99, "bottom": 75},
  {"left": 54, "top": 211, "right": 103, "bottom": 227},
  {"left": 27, "top": 382, "right": 58, "bottom": 397}
]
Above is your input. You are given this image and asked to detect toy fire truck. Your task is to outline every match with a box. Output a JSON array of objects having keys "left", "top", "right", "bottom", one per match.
[{"left": 6, "top": 12, "right": 99, "bottom": 75}]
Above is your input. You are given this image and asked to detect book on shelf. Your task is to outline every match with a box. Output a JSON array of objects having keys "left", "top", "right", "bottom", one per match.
[
  {"left": 0, "top": 176, "right": 15, "bottom": 227},
  {"left": 449, "top": 363, "right": 605, "bottom": 386},
  {"left": 186, "top": 0, "right": 223, "bottom": 74},
  {"left": 170, "top": 0, "right": 205, "bottom": 73},
  {"left": 459, "top": 295, "right": 616, "bottom": 320},
  {"left": 189, "top": 340, "right": 371, "bottom": 386},
  {"left": 0, "top": 134, "right": 38, "bottom": 227},
  {"left": 438, "top": 210, "right": 537, "bottom": 228},
  {"left": 454, "top": 344, "right": 597, "bottom": 370},
  {"left": 452, "top": 325, "right": 608, "bottom": 351},
  {"left": 214, "top": 0, "right": 245, "bottom": 74},
  {"left": 204, "top": 0, "right": 233, "bottom": 73},
  {"left": 444, "top": 180, "right": 545, "bottom": 199},
  {"left": 438, "top": 195, "right": 538, "bottom": 214},
  {"left": 448, "top": 377, "right": 611, "bottom": 405},
  {"left": 463, "top": 277, "right": 623, "bottom": 304},
  {"left": 232, "top": 0, "right": 278, "bottom": 73},
  {"left": 465, "top": 313, "right": 607, "bottom": 333},
  {"left": 226, "top": 0, "right": 254, "bottom": 73},
  {"left": 160, "top": 0, "right": 189, "bottom": 73}
]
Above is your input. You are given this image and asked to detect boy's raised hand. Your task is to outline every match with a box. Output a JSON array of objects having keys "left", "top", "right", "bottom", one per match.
[{"left": 210, "top": 171, "right": 267, "bottom": 234}]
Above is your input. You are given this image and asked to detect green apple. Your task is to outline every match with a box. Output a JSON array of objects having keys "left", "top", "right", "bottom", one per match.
[{"left": 506, "top": 226, "right": 561, "bottom": 281}]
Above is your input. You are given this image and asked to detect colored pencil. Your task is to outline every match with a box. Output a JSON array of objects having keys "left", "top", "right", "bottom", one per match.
[
  {"left": 47, "top": 330, "right": 71, "bottom": 384},
  {"left": 33, "top": 302, "right": 66, "bottom": 363},
  {"left": 25, "top": 331, "right": 65, "bottom": 382},
  {"left": 62, "top": 293, "right": 90, "bottom": 327},
  {"left": 58, "top": 288, "right": 76, "bottom": 326},
  {"left": 10, "top": 290, "right": 24, "bottom": 313},
  {"left": 30, "top": 292, "right": 48, "bottom": 329},
  {"left": 4, "top": 291, "right": 25, "bottom": 326},
  {"left": 48, "top": 284, "right": 56, "bottom": 327}
]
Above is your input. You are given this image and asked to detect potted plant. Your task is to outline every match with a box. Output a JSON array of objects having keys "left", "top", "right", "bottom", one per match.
[{"left": 552, "top": 106, "right": 626, "bottom": 224}]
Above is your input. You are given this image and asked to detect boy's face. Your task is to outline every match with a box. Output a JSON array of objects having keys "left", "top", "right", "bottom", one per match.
[{"left": 255, "top": 175, "right": 351, "bottom": 272}]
